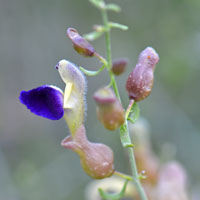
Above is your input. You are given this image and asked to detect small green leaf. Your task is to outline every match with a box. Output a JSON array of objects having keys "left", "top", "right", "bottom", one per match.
[
  {"left": 98, "top": 179, "right": 129, "bottom": 200},
  {"left": 109, "top": 22, "right": 128, "bottom": 30},
  {"left": 89, "top": 0, "right": 105, "bottom": 9},
  {"left": 93, "top": 24, "right": 105, "bottom": 32},
  {"left": 127, "top": 102, "right": 140, "bottom": 124},
  {"left": 79, "top": 65, "right": 105, "bottom": 76},
  {"left": 84, "top": 31, "right": 104, "bottom": 41},
  {"left": 120, "top": 124, "right": 134, "bottom": 148},
  {"left": 106, "top": 3, "right": 121, "bottom": 12}
]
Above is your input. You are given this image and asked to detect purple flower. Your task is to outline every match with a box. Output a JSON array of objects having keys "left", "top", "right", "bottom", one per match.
[
  {"left": 19, "top": 85, "right": 64, "bottom": 120},
  {"left": 19, "top": 59, "right": 87, "bottom": 134}
]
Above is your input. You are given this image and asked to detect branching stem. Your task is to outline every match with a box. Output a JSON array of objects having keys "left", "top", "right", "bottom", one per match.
[
  {"left": 100, "top": 5, "right": 148, "bottom": 200},
  {"left": 114, "top": 171, "right": 133, "bottom": 181}
]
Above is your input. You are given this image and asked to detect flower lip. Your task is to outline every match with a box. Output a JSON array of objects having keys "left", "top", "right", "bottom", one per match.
[
  {"left": 93, "top": 95, "right": 116, "bottom": 104},
  {"left": 93, "top": 88, "right": 116, "bottom": 105},
  {"left": 56, "top": 59, "right": 86, "bottom": 93},
  {"left": 67, "top": 28, "right": 79, "bottom": 39},
  {"left": 61, "top": 135, "right": 72, "bottom": 147},
  {"left": 19, "top": 85, "right": 64, "bottom": 120},
  {"left": 55, "top": 60, "right": 68, "bottom": 70}
]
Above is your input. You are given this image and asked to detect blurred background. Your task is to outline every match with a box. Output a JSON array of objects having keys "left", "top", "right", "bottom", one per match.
[{"left": 0, "top": 0, "right": 200, "bottom": 199}]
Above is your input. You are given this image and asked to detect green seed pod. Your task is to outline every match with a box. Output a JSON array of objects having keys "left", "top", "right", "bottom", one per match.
[
  {"left": 111, "top": 58, "right": 128, "bottom": 76},
  {"left": 61, "top": 125, "right": 114, "bottom": 179},
  {"left": 93, "top": 87, "right": 125, "bottom": 131},
  {"left": 67, "top": 27, "right": 95, "bottom": 57},
  {"left": 126, "top": 47, "right": 159, "bottom": 102}
]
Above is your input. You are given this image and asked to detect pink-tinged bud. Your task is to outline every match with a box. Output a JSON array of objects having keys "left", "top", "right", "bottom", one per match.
[
  {"left": 61, "top": 125, "right": 114, "bottom": 179},
  {"left": 158, "top": 161, "right": 187, "bottom": 187},
  {"left": 155, "top": 161, "right": 189, "bottom": 200},
  {"left": 93, "top": 87, "right": 125, "bottom": 131},
  {"left": 111, "top": 58, "right": 128, "bottom": 76},
  {"left": 67, "top": 27, "right": 95, "bottom": 57},
  {"left": 126, "top": 47, "right": 159, "bottom": 102}
]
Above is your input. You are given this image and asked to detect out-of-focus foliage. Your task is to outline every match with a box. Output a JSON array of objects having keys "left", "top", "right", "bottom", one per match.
[{"left": 0, "top": 0, "right": 200, "bottom": 199}]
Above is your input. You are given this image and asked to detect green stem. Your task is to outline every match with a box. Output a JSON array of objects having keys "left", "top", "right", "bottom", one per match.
[
  {"left": 101, "top": 8, "right": 121, "bottom": 102},
  {"left": 94, "top": 52, "right": 108, "bottom": 66},
  {"left": 114, "top": 171, "right": 133, "bottom": 181},
  {"left": 100, "top": 5, "right": 148, "bottom": 200},
  {"left": 101, "top": 9, "right": 112, "bottom": 70},
  {"left": 111, "top": 73, "right": 121, "bottom": 101},
  {"left": 127, "top": 145, "right": 148, "bottom": 200}
]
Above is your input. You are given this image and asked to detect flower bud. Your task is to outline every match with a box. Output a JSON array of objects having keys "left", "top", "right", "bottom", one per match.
[
  {"left": 67, "top": 27, "right": 95, "bottom": 57},
  {"left": 155, "top": 161, "right": 189, "bottom": 200},
  {"left": 111, "top": 58, "right": 128, "bottom": 76},
  {"left": 61, "top": 125, "right": 114, "bottom": 179},
  {"left": 126, "top": 47, "right": 159, "bottom": 102},
  {"left": 158, "top": 161, "right": 187, "bottom": 187},
  {"left": 93, "top": 87, "right": 125, "bottom": 131}
]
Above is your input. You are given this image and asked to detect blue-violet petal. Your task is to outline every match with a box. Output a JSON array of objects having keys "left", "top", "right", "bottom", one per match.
[{"left": 19, "top": 85, "right": 64, "bottom": 120}]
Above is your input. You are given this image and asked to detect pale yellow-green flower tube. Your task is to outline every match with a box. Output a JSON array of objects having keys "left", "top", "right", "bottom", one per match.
[{"left": 56, "top": 59, "right": 86, "bottom": 136}]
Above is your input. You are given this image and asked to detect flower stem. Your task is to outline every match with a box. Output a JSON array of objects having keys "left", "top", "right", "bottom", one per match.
[
  {"left": 101, "top": 9, "right": 121, "bottom": 101},
  {"left": 94, "top": 52, "right": 108, "bottom": 66},
  {"left": 100, "top": 5, "right": 148, "bottom": 200},
  {"left": 114, "top": 171, "right": 133, "bottom": 181},
  {"left": 101, "top": 9, "right": 112, "bottom": 70},
  {"left": 125, "top": 99, "right": 134, "bottom": 119}
]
